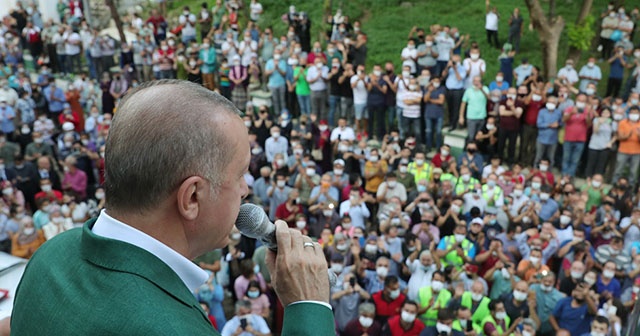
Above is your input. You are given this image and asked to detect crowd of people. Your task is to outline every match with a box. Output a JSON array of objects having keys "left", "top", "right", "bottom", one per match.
[{"left": 1, "top": 0, "right": 640, "bottom": 335}]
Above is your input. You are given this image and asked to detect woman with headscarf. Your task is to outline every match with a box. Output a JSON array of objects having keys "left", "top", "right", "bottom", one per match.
[{"left": 11, "top": 216, "right": 45, "bottom": 259}]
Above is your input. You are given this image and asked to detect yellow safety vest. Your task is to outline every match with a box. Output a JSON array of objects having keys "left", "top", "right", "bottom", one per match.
[
  {"left": 454, "top": 177, "right": 479, "bottom": 195},
  {"left": 442, "top": 235, "right": 473, "bottom": 269},
  {"left": 481, "top": 184, "right": 503, "bottom": 206},
  {"left": 461, "top": 291, "right": 491, "bottom": 326},
  {"left": 408, "top": 162, "right": 433, "bottom": 184},
  {"left": 480, "top": 313, "right": 512, "bottom": 336},
  {"left": 417, "top": 287, "right": 452, "bottom": 326}
]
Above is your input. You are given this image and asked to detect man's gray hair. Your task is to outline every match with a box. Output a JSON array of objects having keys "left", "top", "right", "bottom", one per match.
[
  {"left": 104, "top": 80, "right": 241, "bottom": 213},
  {"left": 359, "top": 302, "right": 375, "bottom": 315},
  {"left": 235, "top": 299, "right": 252, "bottom": 312}
]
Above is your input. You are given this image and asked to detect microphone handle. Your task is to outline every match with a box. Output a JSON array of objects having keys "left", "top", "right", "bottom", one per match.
[{"left": 260, "top": 234, "right": 338, "bottom": 287}]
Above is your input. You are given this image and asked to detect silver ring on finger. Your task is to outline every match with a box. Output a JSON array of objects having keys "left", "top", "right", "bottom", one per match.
[{"left": 303, "top": 242, "right": 315, "bottom": 248}]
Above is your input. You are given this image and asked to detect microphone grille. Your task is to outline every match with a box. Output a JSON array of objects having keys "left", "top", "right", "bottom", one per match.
[{"left": 236, "top": 203, "right": 270, "bottom": 239}]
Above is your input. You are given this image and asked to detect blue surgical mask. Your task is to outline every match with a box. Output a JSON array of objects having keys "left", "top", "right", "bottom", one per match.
[{"left": 417, "top": 185, "right": 427, "bottom": 193}]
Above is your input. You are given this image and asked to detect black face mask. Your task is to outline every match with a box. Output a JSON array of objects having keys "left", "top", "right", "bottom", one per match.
[
  {"left": 574, "top": 297, "right": 585, "bottom": 304},
  {"left": 467, "top": 149, "right": 476, "bottom": 154}
]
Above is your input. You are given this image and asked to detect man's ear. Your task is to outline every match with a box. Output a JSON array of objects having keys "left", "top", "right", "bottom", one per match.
[{"left": 177, "top": 176, "right": 207, "bottom": 221}]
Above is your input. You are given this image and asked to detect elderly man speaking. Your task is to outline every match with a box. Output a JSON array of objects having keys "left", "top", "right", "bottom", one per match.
[{"left": 10, "top": 80, "right": 334, "bottom": 335}]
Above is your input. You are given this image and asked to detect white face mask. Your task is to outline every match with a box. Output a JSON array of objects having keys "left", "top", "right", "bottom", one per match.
[
  {"left": 470, "top": 53, "right": 479, "bottom": 60},
  {"left": 603, "top": 270, "right": 615, "bottom": 279},
  {"left": 330, "top": 263, "right": 343, "bottom": 274},
  {"left": 570, "top": 270, "right": 584, "bottom": 279},
  {"left": 529, "top": 257, "right": 541, "bottom": 265},
  {"left": 495, "top": 312, "right": 507, "bottom": 321},
  {"left": 630, "top": 114, "right": 640, "bottom": 122},
  {"left": 431, "top": 280, "right": 444, "bottom": 292},
  {"left": 513, "top": 290, "right": 527, "bottom": 301},
  {"left": 400, "top": 310, "right": 416, "bottom": 323},
  {"left": 546, "top": 103, "right": 556, "bottom": 110},
  {"left": 539, "top": 164, "right": 548, "bottom": 172},
  {"left": 560, "top": 215, "right": 571, "bottom": 225},
  {"left": 471, "top": 292, "right": 483, "bottom": 301},
  {"left": 276, "top": 180, "right": 286, "bottom": 188},
  {"left": 359, "top": 316, "right": 373, "bottom": 328},
  {"left": 295, "top": 220, "right": 306, "bottom": 229},
  {"left": 23, "top": 227, "right": 35, "bottom": 235},
  {"left": 306, "top": 168, "right": 316, "bottom": 176},
  {"left": 376, "top": 266, "right": 389, "bottom": 278},
  {"left": 531, "top": 182, "right": 541, "bottom": 190},
  {"left": 436, "top": 322, "right": 452, "bottom": 334},
  {"left": 512, "top": 189, "right": 523, "bottom": 197},
  {"left": 454, "top": 234, "right": 465, "bottom": 243}
]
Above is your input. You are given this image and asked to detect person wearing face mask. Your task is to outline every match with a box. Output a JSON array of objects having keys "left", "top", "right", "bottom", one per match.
[
  {"left": 343, "top": 302, "right": 382, "bottom": 336},
  {"left": 416, "top": 36, "right": 439, "bottom": 76},
  {"left": 595, "top": 260, "right": 622, "bottom": 299},
  {"left": 460, "top": 76, "right": 489, "bottom": 141},
  {"left": 42, "top": 209, "right": 74, "bottom": 241},
  {"left": 381, "top": 300, "right": 425, "bottom": 335},
  {"left": 331, "top": 270, "right": 371, "bottom": 333},
  {"left": 416, "top": 271, "right": 452, "bottom": 326},
  {"left": 561, "top": 93, "right": 593, "bottom": 177},
  {"left": 437, "top": 224, "right": 476, "bottom": 270},
  {"left": 367, "top": 64, "right": 390, "bottom": 139},
  {"left": 401, "top": 39, "right": 419, "bottom": 75},
  {"left": 400, "top": 78, "right": 424, "bottom": 142},
  {"left": 600, "top": 9, "right": 620, "bottom": 59},
  {"left": 525, "top": 271, "right": 561, "bottom": 334},
  {"left": 578, "top": 57, "right": 602, "bottom": 93},
  {"left": 448, "top": 280, "right": 491, "bottom": 328},
  {"left": 306, "top": 58, "right": 329, "bottom": 120},
  {"left": 516, "top": 248, "right": 550, "bottom": 281},
  {"left": 613, "top": 106, "right": 640, "bottom": 186},
  {"left": 606, "top": 46, "right": 628, "bottom": 98},
  {"left": 370, "top": 274, "right": 407, "bottom": 325},
  {"left": 274, "top": 188, "right": 303, "bottom": 228},
  {"left": 242, "top": 280, "right": 270, "bottom": 320},
  {"left": 424, "top": 77, "right": 446, "bottom": 151},
  {"left": 480, "top": 299, "right": 522, "bottom": 336},
  {"left": 557, "top": 59, "right": 579, "bottom": 86},
  {"left": 10, "top": 216, "right": 45, "bottom": 259},
  {"left": 585, "top": 107, "right": 615, "bottom": 177},
  {"left": 549, "top": 282, "right": 597, "bottom": 336},
  {"left": 500, "top": 280, "right": 538, "bottom": 325},
  {"left": 534, "top": 95, "right": 562, "bottom": 168}
]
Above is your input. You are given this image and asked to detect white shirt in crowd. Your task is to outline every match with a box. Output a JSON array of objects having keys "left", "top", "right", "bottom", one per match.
[
  {"left": 557, "top": 65, "right": 579, "bottom": 85},
  {"left": 179, "top": 12, "right": 197, "bottom": 37},
  {"left": 401, "top": 90, "right": 422, "bottom": 118},
  {"left": 306, "top": 64, "right": 329, "bottom": 91},
  {"left": 350, "top": 75, "right": 368, "bottom": 105},
  {"left": 339, "top": 199, "right": 370, "bottom": 230},
  {"left": 463, "top": 58, "right": 486, "bottom": 88},
  {"left": 401, "top": 47, "right": 418, "bottom": 73},
  {"left": 330, "top": 126, "right": 356, "bottom": 142},
  {"left": 64, "top": 31, "right": 81, "bottom": 55},
  {"left": 486, "top": 11, "right": 499, "bottom": 30},
  {"left": 394, "top": 76, "right": 410, "bottom": 109}
]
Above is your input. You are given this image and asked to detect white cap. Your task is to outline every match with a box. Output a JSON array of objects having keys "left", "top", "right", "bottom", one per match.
[
  {"left": 333, "top": 159, "right": 345, "bottom": 167},
  {"left": 62, "top": 122, "right": 75, "bottom": 132}
]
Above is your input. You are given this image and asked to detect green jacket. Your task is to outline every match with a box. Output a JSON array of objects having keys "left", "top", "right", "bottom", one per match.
[
  {"left": 460, "top": 291, "right": 491, "bottom": 326},
  {"left": 11, "top": 219, "right": 335, "bottom": 335}
]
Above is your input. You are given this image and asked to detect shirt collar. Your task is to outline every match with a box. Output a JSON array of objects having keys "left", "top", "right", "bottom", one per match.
[{"left": 92, "top": 210, "right": 208, "bottom": 291}]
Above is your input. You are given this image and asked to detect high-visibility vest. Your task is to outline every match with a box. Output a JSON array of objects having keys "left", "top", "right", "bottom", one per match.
[
  {"left": 408, "top": 162, "right": 433, "bottom": 184},
  {"left": 481, "top": 184, "right": 503, "bottom": 206},
  {"left": 461, "top": 291, "right": 491, "bottom": 326},
  {"left": 480, "top": 313, "right": 512, "bottom": 336},
  {"left": 452, "top": 319, "right": 483, "bottom": 334},
  {"left": 441, "top": 235, "right": 473, "bottom": 269},
  {"left": 417, "top": 286, "right": 452, "bottom": 326},
  {"left": 440, "top": 173, "right": 455, "bottom": 182},
  {"left": 454, "top": 177, "right": 479, "bottom": 195}
]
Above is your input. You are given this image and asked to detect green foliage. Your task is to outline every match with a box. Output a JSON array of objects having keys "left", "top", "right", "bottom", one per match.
[{"left": 567, "top": 15, "right": 597, "bottom": 51}]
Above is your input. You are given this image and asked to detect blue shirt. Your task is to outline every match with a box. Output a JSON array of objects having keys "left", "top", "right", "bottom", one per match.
[
  {"left": 609, "top": 57, "right": 626, "bottom": 79},
  {"left": 0, "top": 106, "right": 15, "bottom": 134},
  {"left": 538, "top": 198, "right": 559, "bottom": 221},
  {"left": 536, "top": 108, "right": 563, "bottom": 145},
  {"left": 43, "top": 86, "right": 67, "bottom": 112},
  {"left": 265, "top": 59, "right": 287, "bottom": 88},
  {"left": 499, "top": 56, "right": 514, "bottom": 86},
  {"left": 514, "top": 64, "right": 533, "bottom": 86},
  {"left": 309, "top": 185, "right": 339, "bottom": 204},
  {"left": 551, "top": 297, "right": 593, "bottom": 336},
  {"left": 596, "top": 275, "right": 621, "bottom": 298},
  {"left": 488, "top": 80, "right": 509, "bottom": 93},
  {"left": 445, "top": 64, "right": 466, "bottom": 90}
]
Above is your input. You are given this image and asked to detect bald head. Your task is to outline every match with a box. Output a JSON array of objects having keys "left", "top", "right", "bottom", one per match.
[{"left": 105, "top": 80, "right": 241, "bottom": 214}]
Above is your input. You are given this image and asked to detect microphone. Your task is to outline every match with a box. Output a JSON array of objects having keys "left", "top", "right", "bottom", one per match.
[{"left": 236, "top": 203, "right": 337, "bottom": 287}]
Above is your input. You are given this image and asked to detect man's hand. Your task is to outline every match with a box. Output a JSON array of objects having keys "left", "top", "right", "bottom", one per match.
[{"left": 265, "top": 221, "right": 330, "bottom": 306}]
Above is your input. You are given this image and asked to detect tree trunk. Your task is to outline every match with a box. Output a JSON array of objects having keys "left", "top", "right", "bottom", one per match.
[
  {"left": 567, "top": 0, "right": 595, "bottom": 62},
  {"left": 105, "top": 0, "right": 127, "bottom": 45},
  {"left": 525, "top": 0, "right": 566, "bottom": 78}
]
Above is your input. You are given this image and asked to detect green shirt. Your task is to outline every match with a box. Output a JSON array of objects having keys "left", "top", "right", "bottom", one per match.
[
  {"left": 462, "top": 86, "right": 489, "bottom": 120},
  {"left": 294, "top": 67, "right": 310, "bottom": 95},
  {"left": 397, "top": 172, "right": 416, "bottom": 193},
  {"left": 25, "top": 143, "right": 54, "bottom": 161},
  {"left": 580, "top": 184, "right": 609, "bottom": 211},
  {"left": 193, "top": 249, "right": 222, "bottom": 267}
]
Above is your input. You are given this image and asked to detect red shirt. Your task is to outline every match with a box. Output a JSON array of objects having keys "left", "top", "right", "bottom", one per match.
[
  {"left": 385, "top": 315, "right": 425, "bottom": 336},
  {"left": 499, "top": 99, "right": 525, "bottom": 131},
  {"left": 275, "top": 203, "right": 302, "bottom": 228},
  {"left": 524, "top": 100, "right": 544, "bottom": 126},
  {"left": 431, "top": 153, "right": 452, "bottom": 168},
  {"left": 531, "top": 170, "right": 555, "bottom": 186},
  {"left": 563, "top": 106, "right": 591, "bottom": 142},
  {"left": 479, "top": 251, "right": 501, "bottom": 278},
  {"left": 372, "top": 291, "right": 405, "bottom": 320}
]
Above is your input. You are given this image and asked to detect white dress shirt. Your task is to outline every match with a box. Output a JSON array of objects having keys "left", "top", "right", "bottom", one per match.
[{"left": 92, "top": 210, "right": 208, "bottom": 291}]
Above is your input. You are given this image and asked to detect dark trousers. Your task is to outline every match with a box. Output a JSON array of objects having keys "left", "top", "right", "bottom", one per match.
[
  {"left": 446, "top": 88, "right": 464, "bottom": 129},
  {"left": 585, "top": 148, "right": 610, "bottom": 177},
  {"left": 606, "top": 77, "right": 623, "bottom": 98},
  {"left": 498, "top": 128, "right": 519, "bottom": 164},
  {"left": 520, "top": 124, "right": 538, "bottom": 166},
  {"left": 600, "top": 37, "right": 614, "bottom": 59},
  {"left": 486, "top": 29, "right": 499, "bottom": 48},
  {"left": 368, "top": 105, "right": 387, "bottom": 140}
]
